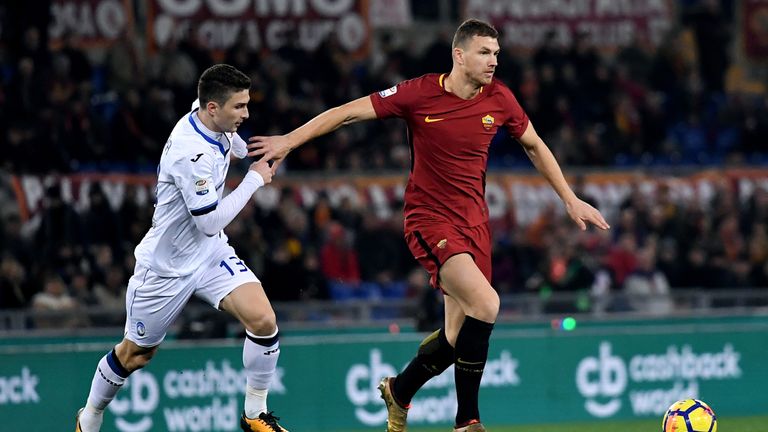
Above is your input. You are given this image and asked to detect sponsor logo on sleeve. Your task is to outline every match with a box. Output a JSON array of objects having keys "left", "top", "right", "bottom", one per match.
[
  {"left": 378, "top": 86, "right": 398, "bottom": 98},
  {"left": 195, "top": 178, "right": 210, "bottom": 196}
]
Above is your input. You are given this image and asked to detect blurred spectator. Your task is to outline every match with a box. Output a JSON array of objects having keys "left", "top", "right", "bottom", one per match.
[
  {"left": 35, "top": 184, "right": 83, "bottom": 264},
  {"left": 31, "top": 273, "right": 80, "bottom": 328},
  {"left": 624, "top": 246, "right": 674, "bottom": 315},
  {"left": 105, "top": 30, "right": 144, "bottom": 94},
  {"left": 605, "top": 233, "right": 639, "bottom": 287},
  {"left": 83, "top": 185, "right": 121, "bottom": 249},
  {"left": 533, "top": 240, "right": 594, "bottom": 313},
  {"left": 320, "top": 222, "right": 361, "bottom": 299},
  {"left": 356, "top": 210, "right": 405, "bottom": 287},
  {"left": 70, "top": 273, "right": 98, "bottom": 307},
  {"left": 683, "top": 0, "right": 732, "bottom": 93},
  {"left": 0, "top": 253, "right": 30, "bottom": 309},
  {"left": 56, "top": 32, "right": 92, "bottom": 91},
  {"left": 92, "top": 265, "right": 126, "bottom": 326}
]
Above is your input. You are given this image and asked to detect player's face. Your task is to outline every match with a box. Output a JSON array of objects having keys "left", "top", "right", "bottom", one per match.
[
  {"left": 212, "top": 89, "right": 250, "bottom": 132},
  {"left": 460, "top": 36, "right": 499, "bottom": 86}
]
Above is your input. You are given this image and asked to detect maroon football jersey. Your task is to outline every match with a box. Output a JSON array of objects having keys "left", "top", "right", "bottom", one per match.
[{"left": 370, "top": 73, "right": 529, "bottom": 227}]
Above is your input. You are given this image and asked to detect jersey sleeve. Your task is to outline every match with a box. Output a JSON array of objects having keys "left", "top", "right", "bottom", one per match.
[
  {"left": 230, "top": 133, "right": 248, "bottom": 159},
  {"left": 369, "top": 78, "right": 421, "bottom": 119},
  {"left": 501, "top": 87, "right": 530, "bottom": 139},
  {"left": 169, "top": 152, "right": 220, "bottom": 216}
]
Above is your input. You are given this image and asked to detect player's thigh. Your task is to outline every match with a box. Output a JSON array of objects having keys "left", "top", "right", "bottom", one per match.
[
  {"left": 194, "top": 244, "right": 274, "bottom": 331},
  {"left": 439, "top": 253, "right": 499, "bottom": 322},
  {"left": 219, "top": 281, "right": 276, "bottom": 334},
  {"left": 124, "top": 263, "right": 195, "bottom": 347}
]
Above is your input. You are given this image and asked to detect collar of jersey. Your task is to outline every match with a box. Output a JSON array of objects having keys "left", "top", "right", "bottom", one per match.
[{"left": 188, "top": 110, "right": 227, "bottom": 156}]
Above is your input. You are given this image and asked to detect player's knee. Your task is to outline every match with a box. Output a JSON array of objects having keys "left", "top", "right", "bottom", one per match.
[
  {"left": 475, "top": 289, "right": 500, "bottom": 322},
  {"left": 242, "top": 311, "right": 277, "bottom": 335}
]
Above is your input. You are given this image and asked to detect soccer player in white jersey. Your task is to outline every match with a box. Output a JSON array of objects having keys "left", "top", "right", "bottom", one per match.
[{"left": 75, "top": 64, "right": 288, "bottom": 432}]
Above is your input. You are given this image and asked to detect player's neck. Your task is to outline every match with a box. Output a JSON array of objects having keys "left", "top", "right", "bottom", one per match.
[
  {"left": 195, "top": 110, "right": 223, "bottom": 134},
  {"left": 443, "top": 72, "right": 481, "bottom": 100}
]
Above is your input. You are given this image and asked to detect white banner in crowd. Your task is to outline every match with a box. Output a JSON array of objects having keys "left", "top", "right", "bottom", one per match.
[
  {"left": 148, "top": 0, "right": 370, "bottom": 53},
  {"left": 463, "top": 0, "right": 674, "bottom": 50},
  {"left": 11, "top": 169, "right": 768, "bottom": 227}
]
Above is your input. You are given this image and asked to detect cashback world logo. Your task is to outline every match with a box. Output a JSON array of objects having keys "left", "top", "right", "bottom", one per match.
[
  {"left": 576, "top": 342, "right": 742, "bottom": 418},
  {"left": 345, "top": 349, "right": 520, "bottom": 426},
  {"left": 109, "top": 360, "right": 285, "bottom": 432}
]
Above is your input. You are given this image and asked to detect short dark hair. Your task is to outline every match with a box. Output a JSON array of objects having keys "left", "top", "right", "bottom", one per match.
[
  {"left": 198, "top": 64, "right": 250, "bottom": 106},
  {"left": 452, "top": 19, "right": 498, "bottom": 48}
]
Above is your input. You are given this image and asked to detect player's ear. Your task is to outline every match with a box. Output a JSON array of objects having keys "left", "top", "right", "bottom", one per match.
[
  {"left": 206, "top": 100, "right": 219, "bottom": 116},
  {"left": 453, "top": 46, "right": 464, "bottom": 65}
]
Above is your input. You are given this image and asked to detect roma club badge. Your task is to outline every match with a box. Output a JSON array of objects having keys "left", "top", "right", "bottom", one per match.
[{"left": 482, "top": 114, "right": 494, "bottom": 130}]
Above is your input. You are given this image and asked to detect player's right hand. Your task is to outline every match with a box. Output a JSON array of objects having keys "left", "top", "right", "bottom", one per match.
[
  {"left": 249, "top": 160, "right": 273, "bottom": 184},
  {"left": 247, "top": 135, "right": 293, "bottom": 174}
]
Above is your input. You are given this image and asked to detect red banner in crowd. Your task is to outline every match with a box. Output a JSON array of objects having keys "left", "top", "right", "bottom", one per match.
[
  {"left": 146, "top": 0, "right": 370, "bottom": 55},
  {"left": 12, "top": 169, "right": 768, "bottom": 227},
  {"left": 743, "top": 0, "right": 768, "bottom": 59},
  {"left": 462, "top": 0, "right": 674, "bottom": 52},
  {"left": 48, "top": 0, "right": 134, "bottom": 48}
]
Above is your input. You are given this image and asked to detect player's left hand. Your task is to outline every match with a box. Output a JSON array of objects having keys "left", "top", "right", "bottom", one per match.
[{"left": 565, "top": 199, "right": 610, "bottom": 231}]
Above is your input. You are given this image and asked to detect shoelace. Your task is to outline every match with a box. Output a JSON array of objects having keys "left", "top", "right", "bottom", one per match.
[{"left": 258, "top": 411, "right": 282, "bottom": 430}]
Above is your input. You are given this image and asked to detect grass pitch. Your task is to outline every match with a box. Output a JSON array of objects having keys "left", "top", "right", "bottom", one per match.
[{"left": 341, "top": 415, "right": 768, "bottom": 431}]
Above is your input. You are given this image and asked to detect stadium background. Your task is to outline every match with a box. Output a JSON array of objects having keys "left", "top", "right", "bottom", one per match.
[{"left": 1, "top": 0, "right": 768, "bottom": 430}]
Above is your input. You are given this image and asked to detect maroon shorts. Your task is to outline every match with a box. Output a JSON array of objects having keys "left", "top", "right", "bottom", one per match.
[{"left": 404, "top": 221, "right": 491, "bottom": 289}]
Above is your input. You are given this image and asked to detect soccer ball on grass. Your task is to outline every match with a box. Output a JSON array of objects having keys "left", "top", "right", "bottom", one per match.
[{"left": 662, "top": 399, "right": 717, "bottom": 432}]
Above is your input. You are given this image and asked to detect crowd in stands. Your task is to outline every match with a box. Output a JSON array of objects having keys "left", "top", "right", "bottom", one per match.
[
  {"left": 1, "top": 1, "right": 767, "bottom": 327},
  {"left": 1, "top": 174, "right": 766, "bottom": 327},
  {"left": 1, "top": 2, "right": 766, "bottom": 174}
]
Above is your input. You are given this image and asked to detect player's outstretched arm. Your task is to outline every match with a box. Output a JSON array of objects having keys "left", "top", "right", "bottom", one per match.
[
  {"left": 517, "top": 122, "right": 610, "bottom": 231},
  {"left": 247, "top": 95, "right": 377, "bottom": 173},
  {"left": 192, "top": 160, "right": 272, "bottom": 236}
]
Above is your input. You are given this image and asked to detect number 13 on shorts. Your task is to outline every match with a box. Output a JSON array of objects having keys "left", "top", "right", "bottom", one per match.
[{"left": 220, "top": 256, "right": 249, "bottom": 276}]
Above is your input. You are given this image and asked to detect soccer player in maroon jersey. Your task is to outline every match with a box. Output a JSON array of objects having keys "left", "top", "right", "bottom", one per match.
[{"left": 249, "top": 18, "right": 609, "bottom": 432}]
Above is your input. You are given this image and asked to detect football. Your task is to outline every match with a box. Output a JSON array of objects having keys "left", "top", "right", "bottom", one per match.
[{"left": 662, "top": 399, "right": 717, "bottom": 432}]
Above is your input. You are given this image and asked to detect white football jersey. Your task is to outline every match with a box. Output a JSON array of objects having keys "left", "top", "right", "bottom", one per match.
[{"left": 134, "top": 108, "right": 242, "bottom": 277}]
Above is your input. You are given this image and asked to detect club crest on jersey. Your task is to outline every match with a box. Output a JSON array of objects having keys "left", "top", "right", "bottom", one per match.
[
  {"left": 378, "top": 85, "right": 398, "bottom": 98},
  {"left": 482, "top": 114, "right": 495, "bottom": 130},
  {"left": 195, "top": 178, "right": 210, "bottom": 195}
]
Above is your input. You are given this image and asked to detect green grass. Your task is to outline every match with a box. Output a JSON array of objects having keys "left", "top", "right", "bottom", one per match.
[{"left": 338, "top": 415, "right": 768, "bottom": 431}]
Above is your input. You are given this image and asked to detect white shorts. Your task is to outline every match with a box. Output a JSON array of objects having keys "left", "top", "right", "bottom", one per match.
[{"left": 124, "top": 243, "right": 259, "bottom": 347}]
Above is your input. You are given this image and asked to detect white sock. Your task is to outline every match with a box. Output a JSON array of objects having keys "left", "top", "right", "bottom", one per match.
[
  {"left": 80, "top": 350, "right": 129, "bottom": 431},
  {"left": 243, "top": 328, "right": 280, "bottom": 418},
  {"left": 79, "top": 403, "right": 105, "bottom": 432},
  {"left": 245, "top": 385, "right": 269, "bottom": 418}
]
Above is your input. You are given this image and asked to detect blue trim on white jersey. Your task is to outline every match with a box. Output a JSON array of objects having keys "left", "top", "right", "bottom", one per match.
[
  {"left": 190, "top": 201, "right": 219, "bottom": 216},
  {"left": 188, "top": 112, "right": 226, "bottom": 156}
]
